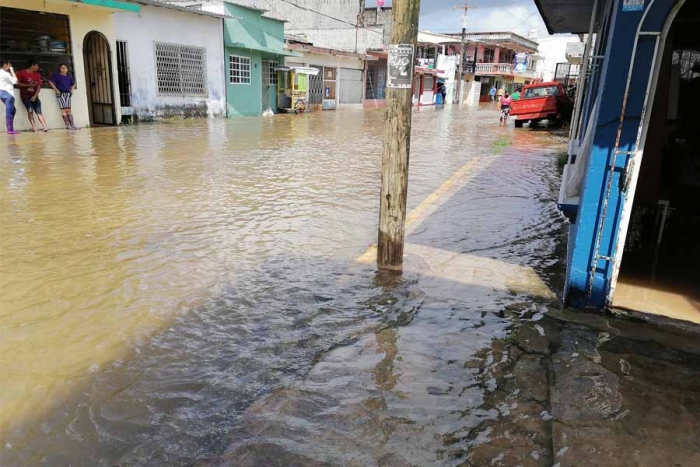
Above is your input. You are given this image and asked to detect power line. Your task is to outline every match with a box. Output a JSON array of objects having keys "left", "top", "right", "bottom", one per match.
[{"left": 274, "top": 0, "right": 385, "bottom": 38}]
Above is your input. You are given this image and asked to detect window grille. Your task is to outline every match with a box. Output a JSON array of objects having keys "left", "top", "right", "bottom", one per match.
[
  {"left": 230, "top": 55, "right": 251, "bottom": 84},
  {"left": 117, "top": 41, "right": 132, "bottom": 107},
  {"left": 262, "top": 60, "right": 279, "bottom": 85},
  {"left": 155, "top": 42, "right": 207, "bottom": 96}
]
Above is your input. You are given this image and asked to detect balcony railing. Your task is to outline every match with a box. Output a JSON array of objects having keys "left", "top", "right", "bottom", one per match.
[{"left": 475, "top": 63, "right": 513, "bottom": 75}]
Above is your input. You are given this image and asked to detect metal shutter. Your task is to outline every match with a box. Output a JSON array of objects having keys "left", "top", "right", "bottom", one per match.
[{"left": 338, "top": 68, "right": 363, "bottom": 104}]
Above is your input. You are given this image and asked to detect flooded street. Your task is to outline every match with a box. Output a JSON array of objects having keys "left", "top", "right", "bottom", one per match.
[{"left": 2, "top": 106, "right": 700, "bottom": 467}]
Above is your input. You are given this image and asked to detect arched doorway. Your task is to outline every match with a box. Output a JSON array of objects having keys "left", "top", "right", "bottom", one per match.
[{"left": 83, "top": 31, "right": 116, "bottom": 125}]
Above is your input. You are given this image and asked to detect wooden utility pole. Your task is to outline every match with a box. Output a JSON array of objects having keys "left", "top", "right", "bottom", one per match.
[
  {"left": 454, "top": 1, "right": 475, "bottom": 104},
  {"left": 377, "top": 0, "right": 421, "bottom": 270}
]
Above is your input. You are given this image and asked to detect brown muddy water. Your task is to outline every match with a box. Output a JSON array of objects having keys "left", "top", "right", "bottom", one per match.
[{"left": 0, "top": 106, "right": 569, "bottom": 466}]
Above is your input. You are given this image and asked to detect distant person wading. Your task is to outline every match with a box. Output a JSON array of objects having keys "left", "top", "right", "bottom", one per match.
[{"left": 500, "top": 92, "right": 513, "bottom": 125}]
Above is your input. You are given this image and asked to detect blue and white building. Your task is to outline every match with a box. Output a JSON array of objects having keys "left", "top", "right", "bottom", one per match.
[{"left": 536, "top": 0, "right": 700, "bottom": 323}]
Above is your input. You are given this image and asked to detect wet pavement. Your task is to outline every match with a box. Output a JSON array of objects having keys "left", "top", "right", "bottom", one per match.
[{"left": 1, "top": 106, "right": 700, "bottom": 466}]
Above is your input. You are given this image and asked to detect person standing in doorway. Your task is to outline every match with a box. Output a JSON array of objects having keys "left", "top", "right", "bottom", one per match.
[
  {"left": 489, "top": 85, "right": 497, "bottom": 102},
  {"left": 16, "top": 60, "right": 49, "bottom": 132},
  {"left": 48, "top": 64, "right": 78, "bottom": 130},
  {"left": 0, "top": 59, "right": 18, "bottom": 135}
]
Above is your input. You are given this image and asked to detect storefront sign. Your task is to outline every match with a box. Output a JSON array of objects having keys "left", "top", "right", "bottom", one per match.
[
  {"left": 387, "top": 44, "right": 415, "bottom": 89},
  {"left": 514, "top": 53, "right": 528, "bottom": 72},
  {"left": 622, "top": 0, "right": 644, "bottom": 11}
]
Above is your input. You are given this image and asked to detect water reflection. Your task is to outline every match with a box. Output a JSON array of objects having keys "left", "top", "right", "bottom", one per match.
[{"left": 0, "top": 107, "right": 567, "bottom": 465}]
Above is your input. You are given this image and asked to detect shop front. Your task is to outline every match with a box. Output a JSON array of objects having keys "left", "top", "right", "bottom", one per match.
[
  {"left": 539, "top": 0, "right": 700, "bottom": 324},
  {"left": 413, "top": 67, "right": 441, "bottom": 106},
  {"left": 0, "top": 0, "right": 136, "bottom": 131},
  {"left": 364, "top": 50, "right": 387, "bottom": 109}
]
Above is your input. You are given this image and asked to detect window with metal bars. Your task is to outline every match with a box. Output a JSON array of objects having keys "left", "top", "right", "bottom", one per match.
[
  {"left": 155, "top": 42, "right": 207, "bottom": 96},
  {"left": 116, "top": 41, "right": 131, "bottom": 107},
  {"left": 262, "top": 60, "right": 279, "bottom": 85},
  {"left": 229, "top": 55, "right": 251, "bottom": 85}
]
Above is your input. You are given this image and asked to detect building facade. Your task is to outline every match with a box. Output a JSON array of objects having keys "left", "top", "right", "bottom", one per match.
[
  {"left": 284, "top": 41, "right": 368, "bottom": 111},
  {"left": 0, "top": 0, "right": 138, "bottom": 131},
  {"left": 222, "top": 0, "right": 390, "bottom": 53},
  {"left": 222, "top": 2, "right": 296, "bottom": 116},
  {"left": 538, "top": 0, "right": 700, "bottom": 323},
  {"left": 463, "top": 32, "right": 541, "bottom": 100},
  {"left": 114, "top": 0, "right": 227, "bottom": 121}
]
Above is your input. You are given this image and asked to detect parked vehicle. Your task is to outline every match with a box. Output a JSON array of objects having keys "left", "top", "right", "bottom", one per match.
[
  {"left": 275, "top": 66, "right": 320, "bottom": 114},
  {"left": 511, "top": 82, "right": 574, "bottom": 128}
]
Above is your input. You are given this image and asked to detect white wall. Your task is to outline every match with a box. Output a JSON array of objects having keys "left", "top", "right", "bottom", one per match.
[
  {"left": 289, "top": 52, "right": 365, "bottom": 70},
  {"left": 215, "top": 0, "right": 387, "bottom": 52},
  {"left": 0, "top": 0, "right": 120, "bottom": 131},
  {"left": 436, "top": 54, "right": 458, "bottom": 104},
  {"left": 286, "top": 27, "right": 385, "bottom": 53},
  {"left": 536, "top": 34, "right": 581, "bottom": 82},
  {"left": 115, "top": 6, "right": 226, "bottom": 120}
]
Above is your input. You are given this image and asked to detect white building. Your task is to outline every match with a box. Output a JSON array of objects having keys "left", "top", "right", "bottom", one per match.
[
  {"left": 535, "top": 34, "right": 582, "bottom": 82},
  {"left": 114, "top": 0, "right": 227, "bottom": 121}
]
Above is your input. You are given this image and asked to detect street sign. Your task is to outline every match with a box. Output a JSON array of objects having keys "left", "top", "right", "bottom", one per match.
[
  {"left": 387, "top": 44, "right": 415, "bottom": 89},
  {"left": 622, "top": 0, "right": 644, "bottom": 11},
  {"left": 460, "top": 15, "right": 468, "bottom": 28}
]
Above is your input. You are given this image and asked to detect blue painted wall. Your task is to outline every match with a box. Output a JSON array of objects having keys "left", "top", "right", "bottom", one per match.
[
  {"left": 564, "top": 0, "right": 683, "bottom": 309},
  {"left": 223, "top": 3, "right": 286, "bottom": 117}
]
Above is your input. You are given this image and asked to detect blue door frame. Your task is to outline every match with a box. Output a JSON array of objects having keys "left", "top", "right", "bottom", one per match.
[{"left": 564, "top": 0, "right": 685, "bottom": 309}]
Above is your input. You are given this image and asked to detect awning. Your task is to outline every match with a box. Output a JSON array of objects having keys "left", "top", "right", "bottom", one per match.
[
  {"left": 225, "top": 19, "right": 300, "bottom": 57},
  {"left": 533, "top": 0, "right": 595, "bottom": 34},
  {"left": 274, "top": 66, "right": 319, "bottom": 76},
  {"left": 227, "top": 41, "right": 301, "bottom": 57}
]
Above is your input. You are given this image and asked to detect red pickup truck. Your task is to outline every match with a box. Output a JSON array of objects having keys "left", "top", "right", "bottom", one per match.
[{"left": 511, "top": 82, "right": 574, "bottom": 128}]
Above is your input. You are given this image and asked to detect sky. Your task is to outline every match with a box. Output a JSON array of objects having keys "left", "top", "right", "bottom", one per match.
[{"left": 365, "top": 0, "right": 549, "bottom": 38}]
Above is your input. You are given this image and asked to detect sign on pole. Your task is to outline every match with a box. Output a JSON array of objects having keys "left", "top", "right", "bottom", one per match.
[
  {"left": 460, "top": 15, "right": 468, "bottom": 28},
  {"left": 387, "top": 44, "right": 415, "bottom": 89}
]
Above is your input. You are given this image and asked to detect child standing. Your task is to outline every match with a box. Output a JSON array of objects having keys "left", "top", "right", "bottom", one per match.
[
  {"left": 16, "top": 60, "right": 49, "bottom": 132},
  {"left": 0, "top": 59, "right": 18, "bottom": 135},
  {"left": 48, "top": 64, "right": 78, "bottom": 130}
]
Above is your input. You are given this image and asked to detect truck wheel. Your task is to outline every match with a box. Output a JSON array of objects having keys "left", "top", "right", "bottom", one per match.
[{"left": 514, "top": 120, "right": 524, "bottom": 128}]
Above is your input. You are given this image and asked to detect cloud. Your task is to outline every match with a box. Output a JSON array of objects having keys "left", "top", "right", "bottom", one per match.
[
  {"left": 419, "top": 0, "right": 547, "bottom": 37},
  {"left": 365, "top": 0, "right": 548, "bottom": 37}
]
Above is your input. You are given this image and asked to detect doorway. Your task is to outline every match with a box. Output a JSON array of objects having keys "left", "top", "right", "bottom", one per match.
[
  {"left": 84, "top": 31, "right": 116, "bottom": 125},
  {"left": 613, "top": 0, "right": 700, "bottom": 323},
  {"left": 308, "top": 64, "right": 323, "bottom": 111}
]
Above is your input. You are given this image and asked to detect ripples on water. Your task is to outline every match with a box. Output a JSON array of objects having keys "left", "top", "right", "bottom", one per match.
[{"left": 0, "top": 106, "right": 567, "bottom": 465}]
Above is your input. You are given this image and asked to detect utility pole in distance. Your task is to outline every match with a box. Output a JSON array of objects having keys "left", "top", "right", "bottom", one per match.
[
  {"left": 454, "top": 0, "right": 475, "bottom": 104},
  {"left": 377, "top": 0, "right": 421, "bottom": 270}
]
